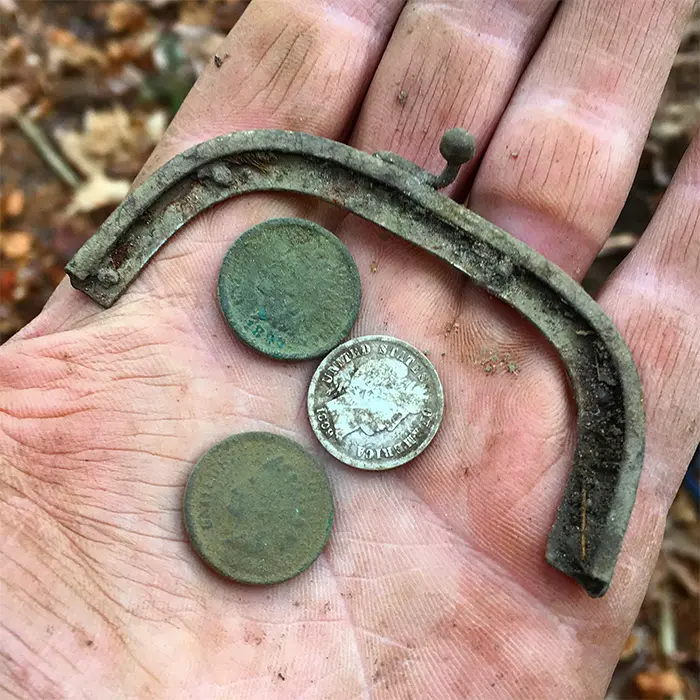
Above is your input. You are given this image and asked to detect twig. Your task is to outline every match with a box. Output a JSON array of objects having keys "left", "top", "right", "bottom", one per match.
[
  {"left": 663, "top": 529, "right": 700, "bottom": 561},
  {"left": 659, "top": 588, "right": 685, "bottom": 700},
  {"left": 599, "top": 233, "right": 640, "bottom": 257},
  {"left": 660, "top": 588, "right": 678, "bottom": 659},
  {"left": 14, "top": 113, "right": 81, "bottom": 189},
  {"left": 667, "top": 557, "right": 700, "bottom": 596}
]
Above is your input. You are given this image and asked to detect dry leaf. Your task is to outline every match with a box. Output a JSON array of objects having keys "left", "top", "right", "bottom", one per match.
[
  {"left": 664, "top": 529, "right": 700, "bottom": 561},
  {"left": 599, "top": 233, "right": 640, "bottom": 258},
  {"left": 46, "top": 27, "right": 107, "bottom": 73},
  {"left": 81, "top": 106, "right": 134, "bottom": 160},
  {"left": 635, "top": 669, "right": 684, "bottom": 697},
  {"left": 107, "top": 1, "right": 147, "bottom": 33},
  {"left": 179, "top": 0, "right": 216, "bottom": 26},
  {"left": 66, "top": 174, "right": 130, "bottom": 216},
  {"left": 0, "top": 268, "right": 16, "bottom": 299},
  {"left": 173, "top": 24, "right": 227, "bottom": 71},
  {"left": 2, "top": 188, "right": 25, "bottom": 219},
  {"left": 3, "top": 35, "right": 23, "bottom": 60},
  {"left": 50, "top": 214, "right": 94, "bottom": 262},
  {"left": 56, "top": 129, "right": 103, "bottom": 178},
  {"left": 620, "top": 629, "right": 646, "bottom": 662},
  {"left": 28, "top": 98, "right": 54, "bottom": 121},
  {"left": 107, "top": 37, "right": 150, "bottom": 65},
  {"left": 0, "top": 84, "right": 30, "bottom": 125},
  {"left": 669, "top": 489, "right": 698, "bottom": 525},
  {"left": 145, "top": 111, "right": 167, "bottom": 143},
  {"left": 56, "top": 106, "right": 165, "bottom": 178},
  {"left": 667, "top": 558, "right": 700, "bottom": 597},
  {"left": 1, "top": 231, "right": 34, "bottom": 259}
]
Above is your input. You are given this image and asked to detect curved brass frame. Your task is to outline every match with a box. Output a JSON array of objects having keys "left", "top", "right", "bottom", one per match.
[{"left": 66, "top": 129, "right": 645, "bottom": 597}]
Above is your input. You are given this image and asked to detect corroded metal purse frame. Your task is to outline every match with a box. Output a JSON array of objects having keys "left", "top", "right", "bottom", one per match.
[{"left": 66, "top": 128, "right": 645, "bottom": 598}]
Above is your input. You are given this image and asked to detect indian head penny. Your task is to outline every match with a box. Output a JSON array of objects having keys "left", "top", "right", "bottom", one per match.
[
  {"left": 218, "top": 218, "right": 361, "bottom": 360},
  {"left": 308, "top": 335, "right": 444, "bottom": 470},
  {"left": 183, "top": 432, "right": 334, "bottom": 584}
]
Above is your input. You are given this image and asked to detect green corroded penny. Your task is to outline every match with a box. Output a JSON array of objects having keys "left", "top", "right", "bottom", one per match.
[
  {"left": 218, "top": 217, "right": 361, "bottom": 360},
  {"left": 183, "top": 432, "right": 334, "bottom": 584}
]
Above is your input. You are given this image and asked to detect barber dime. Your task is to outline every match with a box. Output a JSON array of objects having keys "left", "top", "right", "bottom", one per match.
[{"left": 308, "top": 336, "right": 444, "bottom": 470}]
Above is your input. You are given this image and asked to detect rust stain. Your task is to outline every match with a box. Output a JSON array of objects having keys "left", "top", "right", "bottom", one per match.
[{"left": 581, "top": 485, "right": 587, "bottom": 560}]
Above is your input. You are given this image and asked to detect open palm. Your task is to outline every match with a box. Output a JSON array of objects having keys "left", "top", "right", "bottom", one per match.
[{"left": 2, "top": 1, "right": 699, "bottom": 698}]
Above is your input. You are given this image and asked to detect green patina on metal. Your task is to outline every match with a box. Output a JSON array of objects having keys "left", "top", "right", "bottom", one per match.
[
  {"left": 183, "top": 432, "right": 334, "bottom": 584},
  {"left": 66, "top": 128, "right": 646, "bottom": 597},
  {"left": 218, "top": 218, "right": 361, "bottom": 360}
]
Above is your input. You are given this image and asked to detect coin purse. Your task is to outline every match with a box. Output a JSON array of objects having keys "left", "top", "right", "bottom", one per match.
[{"left": 65, "top": 128, "right": 645, "bottom": 598}]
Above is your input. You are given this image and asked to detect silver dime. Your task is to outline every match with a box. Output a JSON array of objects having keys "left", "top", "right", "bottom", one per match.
[{"left": 307, "top": 335, "right": 444, "bottom": 470}]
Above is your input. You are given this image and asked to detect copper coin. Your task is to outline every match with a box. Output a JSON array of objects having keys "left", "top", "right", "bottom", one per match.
[
  {"left": 184, "top": 432, "right": 334, "bottom": 584},
  {"left": 218, "top": 218, "right": 361, "bottom": 360}
]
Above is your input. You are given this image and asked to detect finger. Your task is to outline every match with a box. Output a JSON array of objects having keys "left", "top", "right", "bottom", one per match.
[
  {"left": 31, "top": 0, "right": 406, "bottom": 337},
  {"left": 470, "top": 0, "right": 694, "bottom": 279},
  {"left": 139, "top": 0, "right": 405, "bottom": 179},
  {"left": 339, "top": 0, "right": 560, "bottom": 342},
  {"left": 332, "top": 0, "right": 563, "bottom": 558},
  {"left": 329, "top": 1, "right": 563, "bottom": 602},
  {"left": 600, "top": 128, "right": 700, "bottom": 549},
  {"left": 555, "top": 125, "right": 700, "bottom": 687},
  {"left": 313, "top": 0, "right": 579, "bottom": 686}
]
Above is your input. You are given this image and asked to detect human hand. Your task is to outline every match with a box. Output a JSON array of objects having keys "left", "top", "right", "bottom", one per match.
[{"left": 2, "top": 1, "right": 698, "bottom": 697}]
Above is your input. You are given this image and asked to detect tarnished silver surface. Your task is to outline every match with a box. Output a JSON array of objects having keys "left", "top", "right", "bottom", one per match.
[{"left": 308, "top": 336, "right": 444, "bottom": 470}]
